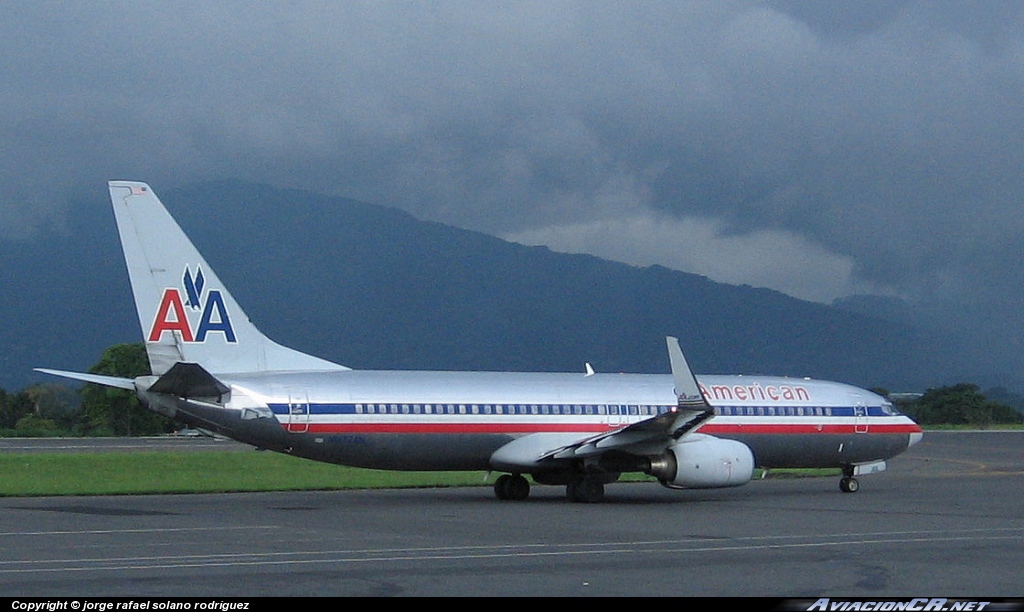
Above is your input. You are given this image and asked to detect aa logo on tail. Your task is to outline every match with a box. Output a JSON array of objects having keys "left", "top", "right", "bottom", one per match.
[{"left": 149, "top": 266, "right": 236, "bottom": 343}]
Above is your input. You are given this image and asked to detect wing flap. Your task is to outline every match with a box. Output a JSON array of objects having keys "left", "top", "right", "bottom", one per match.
[{"left": 540, "top": 407, "right": 714, "bottom": 461}]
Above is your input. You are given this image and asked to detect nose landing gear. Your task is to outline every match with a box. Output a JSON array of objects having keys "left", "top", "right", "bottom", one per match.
[{"left": 839, "top": 465, "right": 859, "bottom": 493}]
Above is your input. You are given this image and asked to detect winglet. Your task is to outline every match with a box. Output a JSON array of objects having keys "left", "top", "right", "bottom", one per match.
[{"left": 666, "top": 336, "right": 709, "bottom": 410}]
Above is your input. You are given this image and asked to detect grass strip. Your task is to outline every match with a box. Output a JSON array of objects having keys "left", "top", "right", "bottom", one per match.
[
  {"left": 0, "top": 451, "right": 493, "bottom": 496},
  {"left": 0, "top": 450, "right": 842, "bottom": 497}
]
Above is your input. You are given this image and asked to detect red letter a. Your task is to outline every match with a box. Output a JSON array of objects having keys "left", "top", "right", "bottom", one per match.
[{"left": 148, "top": 289, "right": 195, "bottom": 342}]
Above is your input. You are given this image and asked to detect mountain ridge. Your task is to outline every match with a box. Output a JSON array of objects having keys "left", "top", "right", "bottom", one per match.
[{"left": 2, "top": 181, "right": 987, "bottom": 393}]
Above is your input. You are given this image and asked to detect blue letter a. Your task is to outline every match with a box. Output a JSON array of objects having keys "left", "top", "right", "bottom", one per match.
[{"left": 196, "top": 290, "right": 236, "bottom": 342}]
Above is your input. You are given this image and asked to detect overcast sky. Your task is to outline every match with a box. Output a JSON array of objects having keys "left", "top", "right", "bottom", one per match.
[{"left": 3, "top": 1, "right": 1023, "bottom": 371}]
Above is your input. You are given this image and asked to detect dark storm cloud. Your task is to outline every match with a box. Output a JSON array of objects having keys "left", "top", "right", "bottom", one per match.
[{"left": 2, "top": 1, "right": 1023, "bottom": 378}]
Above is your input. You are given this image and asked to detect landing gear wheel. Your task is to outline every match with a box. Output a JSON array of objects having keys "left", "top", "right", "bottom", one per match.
[
  {"left": 494, "top": 474, "right": 530, "bottom": 501},
  {"left": 494, "top": 475, "right": 511, "bottom": 500},
  {"left": 839, "top": 477, "right": 860, "bottom": 493},
  {"left": 507, "top": 474, "right": 530, "bottom": 500},
  {"left": 567, "top": 478, "right": 605, "bottom": 503}
]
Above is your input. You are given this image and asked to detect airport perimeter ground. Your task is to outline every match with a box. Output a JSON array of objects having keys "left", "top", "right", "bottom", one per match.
[{"left": 0, "top": 431, "right": 1021, "bottom": 597}]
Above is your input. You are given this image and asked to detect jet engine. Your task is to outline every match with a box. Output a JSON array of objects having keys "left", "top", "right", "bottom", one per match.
[{"left": 648, "top": 434, "right": 754, "bottom": 489}]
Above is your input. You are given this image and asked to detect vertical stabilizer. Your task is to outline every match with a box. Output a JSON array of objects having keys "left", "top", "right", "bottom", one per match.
[{"left": 108, "top": 181, "right": 348, "bottom": 375}]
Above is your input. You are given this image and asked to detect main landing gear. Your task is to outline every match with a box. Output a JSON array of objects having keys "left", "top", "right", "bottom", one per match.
[
  {"left": 494, "top": 473, "right": 530, "bottom": 501},
  {"left": 493, "top": 473, "right": 607, "bottom": 503}
]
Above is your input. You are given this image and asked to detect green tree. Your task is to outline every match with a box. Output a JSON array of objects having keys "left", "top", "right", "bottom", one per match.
[
  {"left": 901, "top": 383, "right": 1024, "bottom": 426},
  {"left": 983, "top": 386, "right": 1024, "bottom": 412},
  {"left": 0, "top": 388, "right": 12, "bottom": 429},
  {"left": 2, "top": 384, "right": 80, "bottom": 436},
  {"left": 13, "top": 413, "right": 61, "bottom": 436},
  {"left": 0, "top": 389, "right": 34, "bottom": 432},
  {"left": 82, "top": 343, "right": 173, "bottom": 436},
  {"left": 24, "top": 383, "right": 81, "bottom": 432}
]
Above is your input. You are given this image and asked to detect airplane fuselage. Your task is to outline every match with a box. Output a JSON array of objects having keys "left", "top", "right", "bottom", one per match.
[{"left": 142, "top": 369, "right": 921, "bottom": 474}]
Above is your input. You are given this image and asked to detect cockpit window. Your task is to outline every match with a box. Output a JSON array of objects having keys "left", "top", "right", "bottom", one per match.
[{"left": 881, "top": 401, "right": 900, "bottom": 415}]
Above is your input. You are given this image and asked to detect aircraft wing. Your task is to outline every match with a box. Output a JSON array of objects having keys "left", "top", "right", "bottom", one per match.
[
  {"left": 491, "top": 337, "right": 714, "bottom": 469},
  {"left": 549, "top": 335, "right": 712, "bottom": 455},
  {"left": 539, "top": 404, "right": 713, "bottom": 461}
]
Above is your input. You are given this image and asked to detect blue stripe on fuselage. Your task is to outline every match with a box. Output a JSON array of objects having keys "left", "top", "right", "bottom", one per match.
[{"left": 268, "top": 403, "right": 896, "bottom": 418}]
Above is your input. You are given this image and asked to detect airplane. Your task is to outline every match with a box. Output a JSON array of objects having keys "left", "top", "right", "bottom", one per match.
[{"left": 38, "top": 181, "right": 923, "bottom": 503}]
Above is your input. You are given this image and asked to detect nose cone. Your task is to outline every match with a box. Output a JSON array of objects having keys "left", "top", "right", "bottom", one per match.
[{"left": 909, "top": 431, "right": 924, "bottom": 447}]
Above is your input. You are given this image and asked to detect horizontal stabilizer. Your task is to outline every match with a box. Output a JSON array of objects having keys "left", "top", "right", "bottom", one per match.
[
  {"left": 148, "top": 362, "right": 230, "bottom": 399},
  {"left": 34, "top": 368, "right": 135, "bottom": 390}
]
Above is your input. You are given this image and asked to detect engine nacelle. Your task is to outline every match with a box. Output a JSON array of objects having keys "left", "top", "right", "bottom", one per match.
[{"left": 648, "top": 435, "right": 754, "bottom": 489}]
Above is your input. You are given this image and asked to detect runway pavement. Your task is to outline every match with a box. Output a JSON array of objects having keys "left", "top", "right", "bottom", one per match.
[{"left": 0, "top": 431, "right": 1021, "bottom": 597}]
